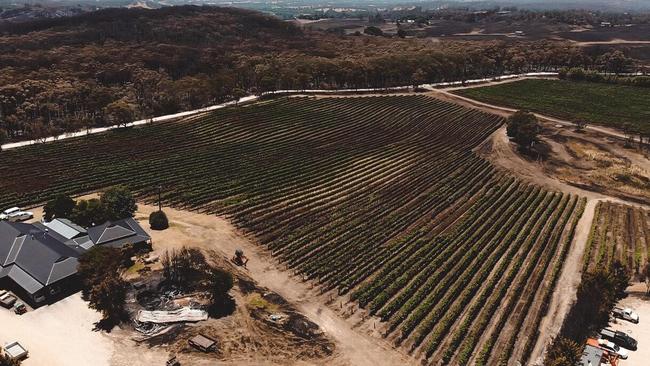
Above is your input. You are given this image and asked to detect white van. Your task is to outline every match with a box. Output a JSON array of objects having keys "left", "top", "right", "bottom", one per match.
[{"left": 0, "top": 207, "right": 33, "bottom": 222}]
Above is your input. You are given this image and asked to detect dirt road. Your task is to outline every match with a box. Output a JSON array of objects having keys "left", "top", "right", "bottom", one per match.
[
  {"left": 528, "top": 198, "right": 598, "bottom": 365},
  {"left": 428, "top": 88, "right": 628, "bottom": 140},
  {"left": 573, "top": 39, "right": 650, "bottom": 46}
]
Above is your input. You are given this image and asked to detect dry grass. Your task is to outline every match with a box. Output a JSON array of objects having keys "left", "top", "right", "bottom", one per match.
[{"left": 562, "top": 140, "right": 650, "bottom": 198}]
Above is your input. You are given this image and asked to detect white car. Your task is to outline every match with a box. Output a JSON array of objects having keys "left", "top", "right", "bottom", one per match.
[
  {"left": 0, "top": 207, "right": 34, "bottom": 222},
  {"left": 598, "top": 338, "right": 629, "bottom": 359},
  {"left": 613, "top": 306, "right": 640, "bottom": 323}
]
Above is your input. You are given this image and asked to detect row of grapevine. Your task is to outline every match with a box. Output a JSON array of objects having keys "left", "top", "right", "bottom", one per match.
[
  {"left": 583, "top": 201, "right": 650, "bottom": 277},
  {"left": 0, "top": 95, "right": 584, "bottom": 365}
]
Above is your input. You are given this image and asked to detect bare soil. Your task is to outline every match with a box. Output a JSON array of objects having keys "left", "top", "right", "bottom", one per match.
[
  {"left": 133, "top": 203, "right": 414, "bottom": 366},
  {"left": 529, "top": 198, "right": 599, "bottom": 365},
  {"left": 541, "top": 129, "right": 650, "bottom": 205},
  {"left": 437, "top": 84, "right": 650, "bottom": 205}
]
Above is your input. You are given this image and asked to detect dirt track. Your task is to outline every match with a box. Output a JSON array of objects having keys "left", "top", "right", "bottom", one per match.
[
  {"left": 529, "top": 198, "right": 598, "bottom": 364},
  {"left": 428, "top": 87, "right": 628, "bottom": 140},
  {"left": 573, "top": 39, "right": 650, "bottom": 46}
]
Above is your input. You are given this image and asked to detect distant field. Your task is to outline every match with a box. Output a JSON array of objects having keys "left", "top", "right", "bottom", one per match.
[
  {"left": 456, "top": 79, "right": 650, "bottom": 133},
  {"left": 0, "top": 95, "right": 583, "bottom": 365}
]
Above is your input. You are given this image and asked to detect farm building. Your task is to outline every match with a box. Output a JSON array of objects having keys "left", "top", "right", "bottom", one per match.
[
  {"left": 86, "top": 218, "right": 151, "bottom": 249},
  {"left": 0, "top": 217, "right": 150, "bottom": 306},
  {"left": 580, "top": 345, "right": 604, "bottom": 366},
  {"left": 43, "top": 218, "right": 87, "bottom": 240}
]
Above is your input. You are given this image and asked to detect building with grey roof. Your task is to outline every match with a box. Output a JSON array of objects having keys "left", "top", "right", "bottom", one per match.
[
  {"left": 44, "top": 218, "right": 87, "bottom": 240},
  {"left": 86, "top": 217, "right": 150, "bottom": 249},
  {"left": 580, "top": 345, "right": 604, "bottom": 366},
  {"left": 0, "top": 221, "right": 85, "bottom": 305},
  {"left": 0, "top": 217, "right": 150, "bottom": 306}
]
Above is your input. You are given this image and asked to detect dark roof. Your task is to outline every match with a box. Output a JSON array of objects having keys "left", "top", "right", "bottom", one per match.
[
  {"left": 86, "top": 217, "right": 150, "bottom": 248},
  {"left": 0, "top": 217, "right": 150, "bottom": 296},
  {"left": 0, "top": 221, "right": 84, "bottom": 294}
]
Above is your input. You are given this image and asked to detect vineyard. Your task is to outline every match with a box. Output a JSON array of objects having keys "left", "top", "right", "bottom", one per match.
[
  {"left": 455, "top": 79, "right": 650, "bottom": 133},
  {"left": 0, "top": 95, "right": 585, "bottom": 364},
  {"left": 583, "top": 201, "right": 650, "bottom": 277}
]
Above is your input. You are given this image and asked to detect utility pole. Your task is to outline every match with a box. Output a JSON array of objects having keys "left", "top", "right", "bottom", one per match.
[{"left": 157, "top": 184, "right": 162, "bottom": 211}]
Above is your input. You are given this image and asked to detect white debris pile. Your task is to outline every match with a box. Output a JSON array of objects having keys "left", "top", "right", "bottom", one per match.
[{"left": 137, "top": 307, "right": 208, "bottom": 324}]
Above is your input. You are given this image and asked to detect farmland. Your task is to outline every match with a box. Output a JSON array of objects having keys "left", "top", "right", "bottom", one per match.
[
  {"left": 0, "top": 95, "right": 584, "bottom": 364},
  {"left": 583, "top": 201, "right": 650, "bottom": 277},
  {"left": 455, "top": 79, "right": 650, "bottom": 133}
]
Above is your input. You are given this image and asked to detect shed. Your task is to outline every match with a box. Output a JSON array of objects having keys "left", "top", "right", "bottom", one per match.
[
  {"left": 86, "top": 217, "right": 150, "bottom": 248},
  {"left": 580, "top": 344, "right": 604, "bottom": 366},
  {"left": 189, "top": 334, "right": 216, "bottom": 352}
]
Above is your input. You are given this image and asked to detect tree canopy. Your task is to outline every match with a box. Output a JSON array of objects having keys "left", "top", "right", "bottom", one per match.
[
  {"left": 364, "top": 26, "right": 384, "bottom": 36},
  {"left": 43, "top": 194, "right": 76, "bottom": 221},
  {"left": 77, "top": 246, "right": 129, "bottom": 326},
  {"left": 506, "top": 111, "right": 540, "bottom": 150},
  {"left": 71, "top": 198, "right": 107, "bottom": 227},
  {"left": 100, "top": 185, "right": 137, "bottom": 221},
  {"left": 42, "top": 187, "right": 136, "bottom": 226},
  {"left": 545, "top": 337, "right": 583, "bottom": 366},
  {"left": 149, "top": 210, "right": 169, "bottom": 230}
]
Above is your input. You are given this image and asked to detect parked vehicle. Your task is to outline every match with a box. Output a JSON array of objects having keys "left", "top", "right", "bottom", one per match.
[
  {"left": 166, "top": 356, "right": 181, "bottom": 366},
  {"left": 2, "top": 341, "right": 28, "bottom": 361},
  {"left": 0, "top": 207, "right": 34, "bottom": 222},
  {"left": 0, "top": 291, "right": 17, "bottom": 309},
  {"left": 13, "top": 302, "right": 27, "bottom": 315},
  {"left": 600, "top": 328, "right": 637, "bottom": 350},
  {"left": 0, "top": 207, "right": 20, "bottom": 220},
  {"left": 613, "top": 307, "right": 640, "bottom": 323},
  {"left": 598, "top": 338, "right": 629, "bottom": 359}
]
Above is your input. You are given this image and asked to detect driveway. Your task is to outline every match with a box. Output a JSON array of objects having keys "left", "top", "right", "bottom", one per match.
[
  {"left": 0, "top": 293, "right": 112, "bottom": 366},
  {"left": 609, "top": 283, "right": 650, "bottom": 366},
  {"left": 0, "top": 293, "right": 166, "bottom": 366}
]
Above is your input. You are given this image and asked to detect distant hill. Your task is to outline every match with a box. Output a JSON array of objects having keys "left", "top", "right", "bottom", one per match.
[{"left": 0, "top": 5, "right": 605, "bottom": 143}]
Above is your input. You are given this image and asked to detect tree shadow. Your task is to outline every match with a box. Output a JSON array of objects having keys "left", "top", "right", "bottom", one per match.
[
  {"left": 92, "top": 312, "right": 129, "bottom": 332},
  {"left": 207, "top": 296, "right": 236, "bottom": 318},
  {"left": 516, "top": 140, "right": 552, "bottom": 162}
]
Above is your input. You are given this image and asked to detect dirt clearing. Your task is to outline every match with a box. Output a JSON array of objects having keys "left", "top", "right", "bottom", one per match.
[
  {"left": 0, "top": 293, "right": 166, "bottom": 366},
  {"left": 134, "top": 203, "right": 413, "bottom": 366}
]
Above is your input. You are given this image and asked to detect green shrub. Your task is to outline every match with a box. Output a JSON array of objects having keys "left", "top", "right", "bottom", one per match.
[
  {"left": 149, "top": 210, "right": 169, "bottom": 230},
  {"left": 364, "top": 26, "right": 384, "bottom": 36}
]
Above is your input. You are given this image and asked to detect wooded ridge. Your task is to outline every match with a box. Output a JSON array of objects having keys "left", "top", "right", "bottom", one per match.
[{"left": 0, "top": 5, "right": 634, "bottom": 143}]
